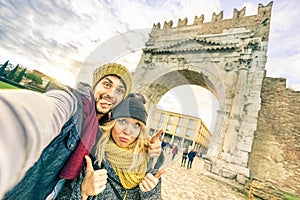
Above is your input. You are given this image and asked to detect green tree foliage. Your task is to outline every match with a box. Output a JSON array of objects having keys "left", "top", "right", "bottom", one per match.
[
  {"left": 0, "top": 60, "right": 9, "bottom": 76},
  {"left": 25, "top": 72, "right": 43, "bottom": 84},
  {"left": 15, "top": 68, "right": 27, "bottom": 83},
  {"left": 7, "top": 64, "right": 19, "bottom": 80}
]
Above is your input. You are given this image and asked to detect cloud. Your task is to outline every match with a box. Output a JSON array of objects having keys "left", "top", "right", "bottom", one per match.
[
  {"left": 0, "top": 0, "right": 299, "bottom": 131},
  {"left": 1, "top": 0, "right": 299, "bottom": 87},
  {"left": 0, "top": 0, "right": 222, "bottom": 86},
  {"left": 265, "top": 0, "right": 300, "bottom": 89},
  {"left": 0, "top": 0, "right": 144, "bottom": 85}
]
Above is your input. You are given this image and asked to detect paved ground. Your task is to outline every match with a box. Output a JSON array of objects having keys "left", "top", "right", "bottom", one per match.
[{"left": 160, "top": 153, "right": 248, "bottom": 200}]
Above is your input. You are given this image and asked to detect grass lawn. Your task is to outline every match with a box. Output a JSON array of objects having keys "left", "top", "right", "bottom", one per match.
[
  {"left": 0, "top": 81, "right": 19, "bottom": 89},
  {"left": 284, "top": 192, "right": 300, "bottom": 200}
]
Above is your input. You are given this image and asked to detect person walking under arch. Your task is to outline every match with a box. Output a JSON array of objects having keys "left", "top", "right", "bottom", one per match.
[
  {"left": 187, "top": 148, "right": 197, "bottom": 169},
  {"left": 171, "top": 143, "right": 179, "bottom": 161},
  {"left": 181, "top": 148, "right": 188, "bottom": 167}
]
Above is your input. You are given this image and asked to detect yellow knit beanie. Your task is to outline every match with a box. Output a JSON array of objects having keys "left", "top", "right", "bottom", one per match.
[{"left": 92, "top": 63, "right": 132, "bottom": 98}]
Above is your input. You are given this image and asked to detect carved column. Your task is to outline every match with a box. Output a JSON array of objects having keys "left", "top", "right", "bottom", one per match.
[
  {"left": 223, "top": 59, "right": 251, "bottom": 155},
  {"left": 230, "top": 59, "right": 251, "bottom": 118}
]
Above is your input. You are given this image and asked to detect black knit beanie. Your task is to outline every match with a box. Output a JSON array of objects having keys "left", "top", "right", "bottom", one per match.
[{"left": 110, "top": 93, "right": 148, "bottom": 125}]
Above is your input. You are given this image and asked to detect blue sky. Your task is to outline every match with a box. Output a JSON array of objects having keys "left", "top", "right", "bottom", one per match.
[{"left": 0, "top": 0, "right": 299, "bottom": 130}]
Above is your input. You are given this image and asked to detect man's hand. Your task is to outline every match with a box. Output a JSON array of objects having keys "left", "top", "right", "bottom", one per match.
[
  {"left": 139, "top": 169, "right": 165, "bottom": 192},
  {"left": 148, "top": 130, "right": 163, "bottom": 158},
  {"left": 81, "top": 156, "right": 107, "bottom": 200}
]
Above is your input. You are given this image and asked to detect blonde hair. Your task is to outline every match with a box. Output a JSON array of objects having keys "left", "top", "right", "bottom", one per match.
[{"left": 95, "top": 119, "right": 150, "bottom": 169}]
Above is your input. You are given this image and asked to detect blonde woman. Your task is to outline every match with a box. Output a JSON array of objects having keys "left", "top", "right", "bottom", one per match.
[{"left": 58, "top": 93, "right": 164, "bottom": 200}]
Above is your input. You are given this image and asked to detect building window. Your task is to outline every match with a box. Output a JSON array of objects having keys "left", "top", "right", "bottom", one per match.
[
  {"left": 188, "top": 119, "right": 194, "bottom": 128},
  {"left": 178, "top": 117, "right": 183, "bottom": 125},
  {"left": 158, "top": 121, "right": 163, "bottom": 129},
  {"left": 166, "top": 124, "right": 171, "bottom": 131},
  {"left": 186, "top": 128, "right": 192, "bottom": 137},
  {"left": 158, "top": 113, "right": 165, "bottom": 129},
  {"left": 186, "top": 119, "right": 194, "bottom": 137},
  {"left": 168, "top": 115, "right": 174, "bottom": 123},
  {"left": 175, "top": 117, "right": 183, "bottom": 134},
  {"left": 166, "top": 115, "right": 174, "bottom": 131},
  {"left": 175, "top": 126, "right": 181, "bottom": 134}
]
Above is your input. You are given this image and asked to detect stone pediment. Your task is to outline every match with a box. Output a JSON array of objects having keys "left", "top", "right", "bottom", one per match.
[{"left": 144, "top": 38, "right": 235, "bottom": 53}]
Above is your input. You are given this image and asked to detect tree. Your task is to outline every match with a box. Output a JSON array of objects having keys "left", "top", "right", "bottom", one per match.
[
  {"left": 25, "top": 72, "right": 43, "bottom": 85},
  {"left": 15, "top": 68, "right": 27, "bottom": 83},
  {"left": 0, "top": 60, "right": 9, "bottom": 77},
  {"left": 7, "top": 64, "right": 19, "bottom": 80}
]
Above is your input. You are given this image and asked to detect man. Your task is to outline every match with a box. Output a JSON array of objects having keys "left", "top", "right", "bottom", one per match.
[
  {"left": 187, "top": 148, "right": 197, "bottom": 169},
  {"left": 0, "top": 63, "right": 161, "bottom": 199},
  {"left": 181, "top": 148, "right": 188, "bottom": 167}
]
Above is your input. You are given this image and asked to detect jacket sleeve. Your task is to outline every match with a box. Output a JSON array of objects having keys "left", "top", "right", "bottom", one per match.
[
  {"left": 0, "top": 88, "right": 77, "bottom": 198},
  {"left": 57, "top": 170, "right": 85, "bottom": 200}
]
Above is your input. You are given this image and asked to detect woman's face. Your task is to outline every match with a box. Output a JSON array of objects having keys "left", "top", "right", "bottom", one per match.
[{"left": 111, "top": 118, "right": 142, "bottom": 148}]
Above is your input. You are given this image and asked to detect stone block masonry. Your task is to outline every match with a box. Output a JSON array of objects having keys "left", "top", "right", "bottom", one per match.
[{"left": 249, "top": 75, "right": 300, "bottom": 198}]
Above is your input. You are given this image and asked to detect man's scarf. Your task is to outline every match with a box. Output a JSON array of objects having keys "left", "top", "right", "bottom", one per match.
[{"left": 59, "top": 90, "right": 99, "bottom": 179}]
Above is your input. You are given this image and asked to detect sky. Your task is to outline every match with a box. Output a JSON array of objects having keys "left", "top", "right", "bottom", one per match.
[{"left": 0, "top": 0, "right": 299, "bottom": 131}]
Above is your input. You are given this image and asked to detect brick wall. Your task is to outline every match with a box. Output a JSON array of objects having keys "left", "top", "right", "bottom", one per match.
[{"left": 249, "top": 75, "right": 300, "bottom": 197}]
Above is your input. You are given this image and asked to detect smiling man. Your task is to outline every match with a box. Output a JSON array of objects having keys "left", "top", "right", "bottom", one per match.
[
  {"left": 0, "top": 63, "right": 162, "bottom": 199},
  {"left": 92, "top": 63, "right": 132, "bottom": 119}
]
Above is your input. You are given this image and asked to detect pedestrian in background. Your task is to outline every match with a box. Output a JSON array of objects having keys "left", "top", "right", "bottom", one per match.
[
  {"left": 171, "top": 143, "right": 179, "bottom": 161},
  {"left": 161, "top": 139, "right": 167, "bottom": 151},
  {"left": 187, "top": 148, "right": 197, "bottom": 169},
  {"left": 181, "top": 148, "right": 188, "bottom": 167}
]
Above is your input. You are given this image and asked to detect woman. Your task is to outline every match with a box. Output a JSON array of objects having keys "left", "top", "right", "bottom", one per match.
[
  {"left": 171, "top": 143, "right": 178, "bottom": 161},
  {"left": 181, "top": 148, "right": 188, "bottom": 167},
  {"left": 57, "top": 93, "right": 163, "bottom": 200}
]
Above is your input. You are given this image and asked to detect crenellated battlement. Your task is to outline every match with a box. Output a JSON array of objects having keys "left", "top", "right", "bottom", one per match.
[{"left": 150, "top": 1, "right": 273, "bottom": 41}]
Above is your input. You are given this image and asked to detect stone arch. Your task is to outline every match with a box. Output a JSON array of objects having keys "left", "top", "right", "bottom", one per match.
[
  {"left": 132, "top": 2, "right": 273, "bottom": 182},
  {"left": 134, "top": 68, "right": 221, "bottom": 105},
  {"left": 132, "top": 59, "right": 229, "bottom": 161}
]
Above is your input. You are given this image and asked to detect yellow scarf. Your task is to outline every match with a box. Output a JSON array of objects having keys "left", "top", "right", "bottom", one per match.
[{"left": 106, "top": 139, "right": 148, "bottom": 189}]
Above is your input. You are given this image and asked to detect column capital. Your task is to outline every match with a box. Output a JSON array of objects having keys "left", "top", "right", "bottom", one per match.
[{"left": 238, "top": 58, "right": 252, "bottom": 70}]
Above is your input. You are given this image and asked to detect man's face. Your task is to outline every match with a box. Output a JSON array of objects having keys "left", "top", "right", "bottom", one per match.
[{"left": 93, "top": 75, "right": 126, "bottom": 116}]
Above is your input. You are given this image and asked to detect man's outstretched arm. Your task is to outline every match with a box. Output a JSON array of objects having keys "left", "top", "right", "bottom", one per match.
[{"left": 0, "top": 88, "right": 77, "bottom": 198}]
